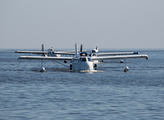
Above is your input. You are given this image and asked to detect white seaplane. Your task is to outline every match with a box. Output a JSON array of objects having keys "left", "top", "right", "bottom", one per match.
[
  {"left": 89, "top": 44, "right": 139, "bottom": 63},
  {"left": 89, "top": 44, "right": 138, "bottom": 56},
  {"left": 15, "top": 44, "right": 86, "bottom": 57},
  {"left": 17, "top": 43, "right": 148, "bottom": 72},
  {"left": 52, "top": 44, "right": 140, "bottom": 63}
]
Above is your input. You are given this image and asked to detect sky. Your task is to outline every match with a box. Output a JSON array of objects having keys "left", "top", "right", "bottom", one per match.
[{"left": 0, "top": 0, "right": 164, "bottom": 49}]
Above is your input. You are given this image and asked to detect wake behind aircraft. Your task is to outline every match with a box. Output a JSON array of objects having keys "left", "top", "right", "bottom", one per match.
[{"left": 17, "top": 43, "right": 148, "bottom": 72}]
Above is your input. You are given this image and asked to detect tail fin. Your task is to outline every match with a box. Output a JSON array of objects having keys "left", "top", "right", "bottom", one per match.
[
  {"left": 96, "top": 44, "right": 98, "bottom": 51},
  {"left": 80, "top": 44, "right": 83, "bottom": 52},
  {"left": 75, "top": 43, "right": 78, "bottom": 58},
  {"left": 42, "top": 44, "right": 44, "bottom": 51},
  {"left": 42, "top": 44, "right": 45, "bottom": 56}
]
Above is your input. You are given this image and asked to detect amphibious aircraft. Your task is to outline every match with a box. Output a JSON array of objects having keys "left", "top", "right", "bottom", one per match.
[
  {"left": 17, "top": 43, "right": 148, "bottom": 72},
  {"left": 50, "top": 44, "right": 140, "bottom": 63},
  {"left": 89, "top": 44, "right": 138, "bottom": 56},
  {"left": 16, "top": 44, "right": 139, "bottom": 58},
  {"left": 15, "top": 44, "right": 85, "bottom": 57},
  {"left": 89, "top": 44, "right": 139, "bottom": 63}
]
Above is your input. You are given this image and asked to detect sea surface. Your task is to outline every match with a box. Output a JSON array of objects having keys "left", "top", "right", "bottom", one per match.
[{"left": 0, "top": 49, "right": 164, "bottom": 120}]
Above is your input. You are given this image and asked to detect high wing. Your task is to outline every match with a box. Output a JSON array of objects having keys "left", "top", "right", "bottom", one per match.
[
  {"left": 15, "top": 51, "right": 48, "bottom": 54},
  {"left": 19, "top": 56, "right": 73, "bottom": 60},
  {"left": 15, "top": 51, "right": 80, "bottom": 54},
  {"left": 92, "top": 54, "right": 148, "bottom": 60},
  {"left": 97, "top": 52, "right": 139, "bottom": 56}
]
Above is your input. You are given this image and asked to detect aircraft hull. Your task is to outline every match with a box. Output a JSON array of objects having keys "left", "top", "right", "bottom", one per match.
[{"left": 72, "top": 61, "right": 94, "bottom": 71}]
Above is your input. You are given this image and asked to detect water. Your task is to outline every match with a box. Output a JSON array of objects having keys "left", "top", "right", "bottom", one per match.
[{"left": 0, "top": 49, "right": 164, "bottom": 120}]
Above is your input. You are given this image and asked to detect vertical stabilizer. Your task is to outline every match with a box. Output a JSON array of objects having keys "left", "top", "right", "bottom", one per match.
[
  {"left": 75, "top": 43, "right": 78, "bottom": 58},
  {"left": 80, "top": 44, "right": 83, "bottom": 52},
  {"left": 96, "top": 44, "right": 98, "bottom": 52},
  {"left": 42, "top": 44, "right": 44, "bottom": 51},
  {"left": 42, "top": 44, "right": 45, "bottom": 56}
]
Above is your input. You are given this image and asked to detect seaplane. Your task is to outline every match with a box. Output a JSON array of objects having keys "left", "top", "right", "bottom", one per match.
[
  {"left": 90, "top": 44, "right": 138, "bottom": 56},
  {"left": 15, "top": 44, "right": 86, "bottom": 57},
  {"left": 89, "top": 44, "right": 140, "bottom": 63},
  {"left": 55, "top": 44, "right": 140, "bottom": 63},
  {"left": 17, "top": 43, "right": 149, "bottom": 72}
]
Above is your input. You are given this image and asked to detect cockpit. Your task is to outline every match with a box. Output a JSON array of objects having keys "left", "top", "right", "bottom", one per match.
[
  {"left": 89, "top": 53, "right": 97, "bottom": 57},
  {"left": 48, "top": 47, "right": 54, "bottom": 51},
  {"left": 80, "top": 52, "right": 88, "bottom": 56},
  {"left": 81, "top": 58, "right": 86, "bottom": 62},
  {"left": 80, "top": 57, "right": 92, "bottom": 62},
  {"left": 92, "top": 49, "right": 96, "bottom": 53}
]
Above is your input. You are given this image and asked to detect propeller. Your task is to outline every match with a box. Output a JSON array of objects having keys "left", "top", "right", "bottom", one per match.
[{"left": 80, "top": 44, "right": 83, "bottom": 52}]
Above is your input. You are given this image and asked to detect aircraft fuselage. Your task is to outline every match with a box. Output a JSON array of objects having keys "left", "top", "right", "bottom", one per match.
[{"left": 71, "top": 56, "right": 94, "bottom": 71}]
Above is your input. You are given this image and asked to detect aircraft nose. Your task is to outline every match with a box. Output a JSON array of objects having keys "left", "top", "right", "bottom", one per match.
[{"left": 81, "top": 62, "right": 93, "bottom": 71}]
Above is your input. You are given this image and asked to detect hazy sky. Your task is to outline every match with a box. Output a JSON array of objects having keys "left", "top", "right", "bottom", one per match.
[{"left": 0, "top": 0, "right": 164, "bottom": 49}]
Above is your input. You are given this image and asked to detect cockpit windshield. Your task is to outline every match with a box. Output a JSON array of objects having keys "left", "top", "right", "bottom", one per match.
[
  {"left": 81, "top": 58, "right": 86, "bottom": 62},
  {"left": 80, "top": 57, "right": 92, "bottom": 62}
]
